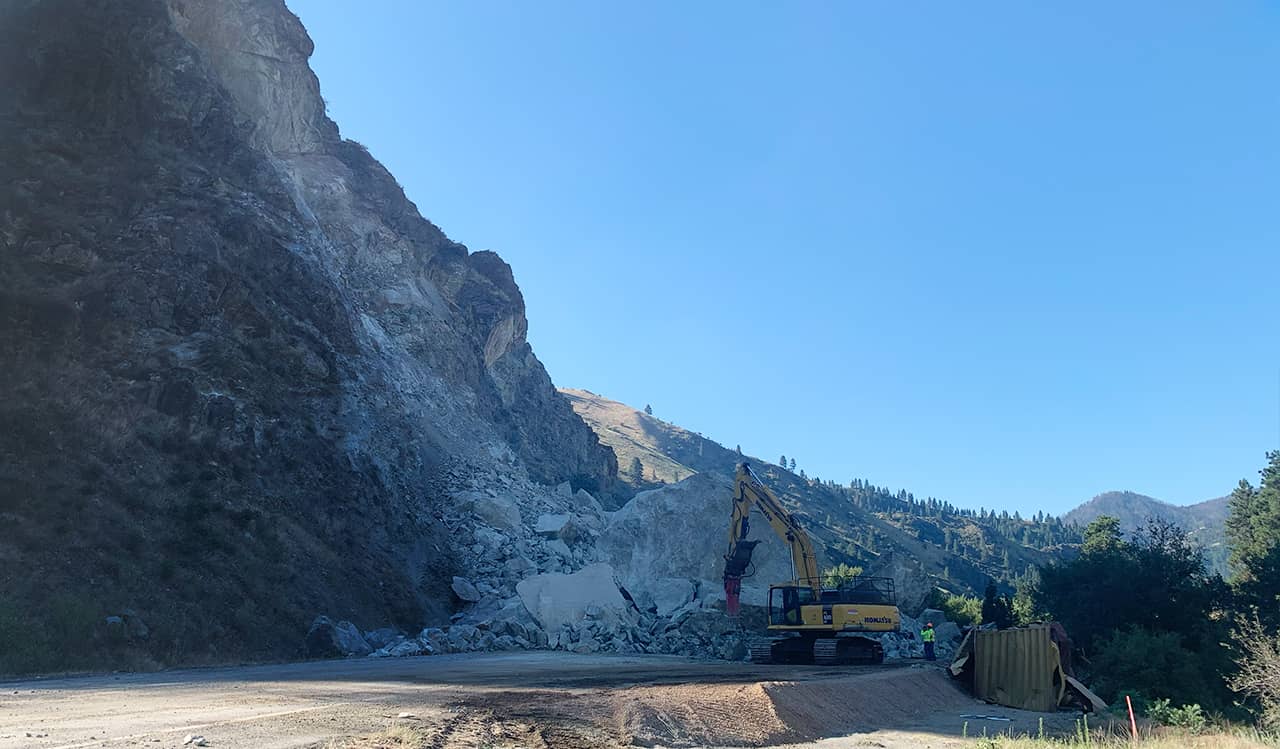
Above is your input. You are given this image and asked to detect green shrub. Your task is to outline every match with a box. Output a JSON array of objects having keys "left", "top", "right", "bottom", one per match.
[
  {"left": 821, "top": 563, "right": 864, "bottom": 589},
  {"left": 1147, "top": 698, "right": 1208, "bottom": 732},
  {"left": 1091, "top": 626, "right": 1220, "bottom": 710},
  {"left": 941, "top": 593, "right": 983, "bottom": 626}
]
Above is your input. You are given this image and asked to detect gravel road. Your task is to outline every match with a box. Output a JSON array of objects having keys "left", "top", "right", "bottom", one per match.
[{"left": 0, "top": 653, "right": 1073, "bottom": 748}]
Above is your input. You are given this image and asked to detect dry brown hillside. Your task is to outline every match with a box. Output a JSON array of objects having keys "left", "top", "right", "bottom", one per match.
[{"left": 560, "top": 389, "right": 696, "bottom": 490}]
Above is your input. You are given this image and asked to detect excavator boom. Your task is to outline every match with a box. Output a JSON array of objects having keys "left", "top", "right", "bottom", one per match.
[{"left": 722, "top": 462, "right": 819, "bottom": 614}]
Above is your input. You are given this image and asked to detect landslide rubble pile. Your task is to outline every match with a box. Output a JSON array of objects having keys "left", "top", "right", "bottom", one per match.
[
  {"left": 306, "top": 473, "right": 965, "bottom": 663},
  {"left": 305, "top": 476, "right": 760, "bottom": 661}
]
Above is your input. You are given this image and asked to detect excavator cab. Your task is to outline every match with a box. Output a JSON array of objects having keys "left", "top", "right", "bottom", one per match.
[{"left": 768, "top": 585, "right": 814, "bottom": 626}]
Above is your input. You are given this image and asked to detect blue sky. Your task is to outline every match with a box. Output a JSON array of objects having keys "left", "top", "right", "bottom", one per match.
[{"left": 290, "top": 1, "right": 1279, "bottom": 516}]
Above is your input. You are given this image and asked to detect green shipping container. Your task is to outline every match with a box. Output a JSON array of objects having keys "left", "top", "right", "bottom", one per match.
[{"left": 973, "top": 624, "right": 1066, "bottom": 712}]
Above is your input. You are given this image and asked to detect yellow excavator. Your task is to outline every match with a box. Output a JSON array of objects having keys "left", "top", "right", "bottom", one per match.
[{"left": 723, "top": 462, "right": 901, "bottom": 664}]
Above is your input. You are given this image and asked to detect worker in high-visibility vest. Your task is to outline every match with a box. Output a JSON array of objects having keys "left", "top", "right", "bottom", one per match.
[{"left": 921, "top": 622, "right": 936, "bottom": 661}]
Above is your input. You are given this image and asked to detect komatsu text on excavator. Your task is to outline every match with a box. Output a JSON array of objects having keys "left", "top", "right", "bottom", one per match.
[{"left": 723, "top": 462, "right": 901, "bottom": 664}]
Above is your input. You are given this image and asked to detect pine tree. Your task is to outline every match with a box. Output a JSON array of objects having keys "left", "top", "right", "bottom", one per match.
[
  {"left": 628, "top": 457, "right": 644, "bottom": 482},
  {"left": 1227, "top": 451, "right": 1280, "bottom": 626},
  {"left": 643, "top": 404, "right": 653, "bottom": 416},
  {"left": 1082, "top": 516, "right": 1124, "bottom": 556},
  {"left": 779, "top": 454, "right": 787, "bottom": 468},
  {"left": 789, "top": 458, "right": 796, "bottom": 471},
  {"left": 822, "top": 563, "right": 864, "bottom": 589},
  {"left": 982, "top": 579, "right": 1013, "bottom": 629}
]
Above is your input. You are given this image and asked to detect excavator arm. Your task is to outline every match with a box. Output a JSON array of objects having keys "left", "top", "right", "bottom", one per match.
[{"left": 722, "top": 462, "right": 820, "bottom": 615}]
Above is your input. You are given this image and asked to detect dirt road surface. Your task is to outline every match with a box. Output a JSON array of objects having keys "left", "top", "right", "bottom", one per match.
[{"left": 0, "top": 653, "right": 1083, "bottom": 748}]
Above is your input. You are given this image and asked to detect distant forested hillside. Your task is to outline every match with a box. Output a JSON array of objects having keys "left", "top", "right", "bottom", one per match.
[{"left": 1063, "top": 490, "right": 1229, "bottom": 575}]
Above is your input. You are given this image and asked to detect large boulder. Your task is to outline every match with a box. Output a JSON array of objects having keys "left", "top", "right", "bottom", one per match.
[
  {"left": 535, "top": 513, "right": 572, "bottom": 538},
  {"left": 574, "top": 488, "right": 604, "bottom": 515},
  {"left": 918, "top": 608, "right": 946, "bottom": 625},
  {"left": 305, "top": 616, "right": 373, "bottom": 658},
  {"left": 474, "top": 494, "right": 522, "bottom": 531},
  {"left": 646, "top": 577, "right": 696, "bottom": 616},
  {"left": 597, "top": 473, "right": 791, "bottom": 608},
  {"left": 916, "top": 608, "right": 961, "bottom": 645},
  {"left": 516, "top": 563, "right": 628, "bottom": 632},
  {"left": 363, "top": 627, "right": 404, "bottom": 650},
  {"left": 934, "top": 620, "right": 962, "bottom": 643},
  {"left": 534, "top": 513, "right": 592, "bottom": 544}
]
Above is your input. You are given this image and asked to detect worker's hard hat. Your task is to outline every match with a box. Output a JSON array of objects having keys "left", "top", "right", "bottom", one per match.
[{"left": 926, "top": 622, "right": 934, "bottom": 627}]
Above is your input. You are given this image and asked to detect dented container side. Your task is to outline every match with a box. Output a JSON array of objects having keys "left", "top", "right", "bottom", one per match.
[{"left": 973, "top": 625, "right": 1063, "bottom": 712}]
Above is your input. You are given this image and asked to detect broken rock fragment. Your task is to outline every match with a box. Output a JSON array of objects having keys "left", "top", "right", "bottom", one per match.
[
  {"left": 364, "top": 627, "right": 404, "bottom": 650},
  {"left": 473, "top": 494, "right": 522, "bottom": 531},
  {"left": 516, "top": 563, "right": 628, "bottom": 632},
  {"left": 451, "top": 576, "right": 483, "bottom": 603},
  {"left": 370, "top": 639, "right": 430, "bottom": 658},
  {"left": 534, "top": 513, "right": 573, "bottom": 539},
  {"left": 647, "top": 578, "right": 696, "bottom": 616}
]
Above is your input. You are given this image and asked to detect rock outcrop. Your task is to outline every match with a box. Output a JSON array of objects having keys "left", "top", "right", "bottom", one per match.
[
  {"left": 0, "top": 0, "right": 615, "bottom": 671},
  {"left": 598, "top": 473, "right": 792, "bottom": 608}
]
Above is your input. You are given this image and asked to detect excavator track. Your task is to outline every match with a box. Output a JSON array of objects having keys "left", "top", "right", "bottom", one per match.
[
  {"left": 748, "top": 641, "right": 776, "bottom": 664},
  {"left": 813, "top": 638, "right": 839, "bottom": 665},
  {"left": 813, "top": 636, "right": 885, "bottom": 665}
]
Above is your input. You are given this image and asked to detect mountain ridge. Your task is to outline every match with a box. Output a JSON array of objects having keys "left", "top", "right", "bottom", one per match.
[
  {"left": 1062, "top": 490, "right": 1229, "bottom": 574},
  {"left": 560, "top": 388, "right": 1233, "bottom": 580},
  {"left": 562, "top": 388, "right": 1081, "bottom": 607}
]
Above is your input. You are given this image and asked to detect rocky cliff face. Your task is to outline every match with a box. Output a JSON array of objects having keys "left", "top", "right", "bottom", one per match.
[
  {"left": 0, "top": 0, "right": 615, "bottom": 671},
  {"left": 160, "top": 0, "right": 616, "bottom": 493}
]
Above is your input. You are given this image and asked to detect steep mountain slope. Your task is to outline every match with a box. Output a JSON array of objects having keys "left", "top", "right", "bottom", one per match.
[
  {"left": 0, "top": 0, "right": 615, "bottom": 671},
  {"left": 561, "top": 392, "right": 697, "bottom": 493},
  {"left": 1063, "top": 491, "right": 1229, "bottom": 574},
  {"left": 563, "top": 389, "right": 1079, "bottom": 607}
]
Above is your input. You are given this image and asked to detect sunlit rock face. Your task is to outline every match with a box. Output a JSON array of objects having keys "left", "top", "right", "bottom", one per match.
[{"left": 599, "top": 473, "right": 794, "bottom": 609}]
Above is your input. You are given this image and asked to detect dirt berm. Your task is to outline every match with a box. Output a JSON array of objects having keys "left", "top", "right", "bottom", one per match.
[
  {"left": 625, "top": 669, "right": 980, "bottom": 746},
  {"left": 452, "top": 666, "right": 1027, "bottom": 747}
]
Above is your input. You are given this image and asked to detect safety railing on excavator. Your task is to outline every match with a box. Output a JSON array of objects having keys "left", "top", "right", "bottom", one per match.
[{"left": 781, "top": 575, "right": 896, "bottom": 605}]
